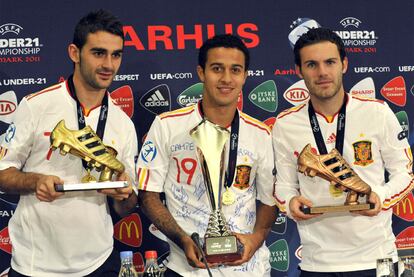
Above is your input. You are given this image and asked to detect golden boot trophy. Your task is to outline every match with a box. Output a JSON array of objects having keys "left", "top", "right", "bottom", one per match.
[
  {"left": 50, "top": 120, "right": 127, "bottom": 191},
  {"left": 190, "top": 119, "right": 241, "bottom": 263},
  {"left": 297, "top": 143, "right": 374, "bottom": 214}
]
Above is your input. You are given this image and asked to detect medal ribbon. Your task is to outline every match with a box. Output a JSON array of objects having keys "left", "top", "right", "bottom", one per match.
[
  {"left": 198, "top": 102, "right": 239, "bottom": 190},
  {"left": 67, "top": 75, "right": 109, "bottom": 170},
  {"left": 308, "top": 94, "right": 347, "bottom": 155}
]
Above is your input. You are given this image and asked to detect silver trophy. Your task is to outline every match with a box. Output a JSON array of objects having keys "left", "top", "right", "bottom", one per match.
[{"left": 190, "top": 119, "right": 241, "bottom": 263}]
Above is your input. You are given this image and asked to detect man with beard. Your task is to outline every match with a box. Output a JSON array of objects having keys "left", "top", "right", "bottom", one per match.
[
  {"left": 273, "top": 27, "right": 413, "bottom": 276},
  {"left": 0, "top": 10, "right": 138, "bottom": 277}
]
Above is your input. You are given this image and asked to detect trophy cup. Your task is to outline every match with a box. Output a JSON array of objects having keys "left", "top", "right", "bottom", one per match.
[
  {"left": 190, "top": 119, "right": 241, "bottom": 263},
  {"left": 49, "top": 120, "right": 128, "bottom": 191},
  {"left": 298, "top": 143, "right": 374, "bottom": 214}
]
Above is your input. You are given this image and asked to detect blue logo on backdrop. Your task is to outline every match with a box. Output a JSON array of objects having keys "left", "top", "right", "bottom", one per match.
[
  {"left": 141, "top": 141, "right": 157, "bottom": 163},
  {"left": 4, "top": 122, "right": 16, "bottom": 143}
]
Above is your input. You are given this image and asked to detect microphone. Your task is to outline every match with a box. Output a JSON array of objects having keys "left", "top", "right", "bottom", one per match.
[{"left": 191, "top": 232, "right": 213, "bottom": 277}]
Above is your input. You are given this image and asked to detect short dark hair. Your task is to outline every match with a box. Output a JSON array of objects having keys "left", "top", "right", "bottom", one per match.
[
  {"left": 72, "top": 9, "right": 124, "bottom": 50},
  {"left": 198, "top": 34, "right": 250, "bottom": 70},
  {"left": 294, "top": 27, "right": 346, "bottom": 67}
]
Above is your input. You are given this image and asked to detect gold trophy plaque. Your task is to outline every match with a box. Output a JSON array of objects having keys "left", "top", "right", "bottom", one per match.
[
  {"left": 190, "top": 119, "right": 241, "bottom": 263},
  {"left": 50, "top": 120, "right": 128, "bottom": 191},
  {"left": 298, "top": 144, "right": 374, "bottom": 214}
]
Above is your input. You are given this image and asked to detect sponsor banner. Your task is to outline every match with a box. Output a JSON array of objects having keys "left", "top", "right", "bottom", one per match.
[
  {"left": 0, "top": 227, "right": 11, "bottom": 254},
  {"left": 133, "top": 252, "right": 144, "bottom": 272},
  {"left": 0, "top": 23, "right": 43, "bottom": 63},
  {"left": 114, "top": 213, "right": 143, "bottom": 247},
  {"left": 248, "top": 80, "right": 278, "bottom": 112},
  {"left": 110, "top": 85, "right": 134, "bottom": 118},
  {"left": 380, "top": 76, "right": 406, "bottom": 107},
  {"left": 288, "top": 18, "right": 321, "bottom": 47},
  {"left": 350, "top": 77, "right": 376, "bottom": 98},
  {"left": 335, "top": 17, "right": 378, "bottom": 54},
  {"left": 149, "top": 223, "right": 168, "bottom": 242},
  {"left": 395, "top": 111, "right": 409, "bottom": 140},
  {"left": 396, "top": 226, "right": 414, "bottom": 250},
  {"left": 398, "top": 65, "right": 414, "bottom": 72},
  {"left": 269, "top": 239, "right": 289, "bottom": 271},
  {"left": 0, "top": 91, "right": 17, "bottom": 124},
  {"left": 271, "top": 212, "right": 287, "bottom": 235},
  {"left": 140, "top": 84, "right": 171, "bottom": 115},
  {"left": 283, "top": 80, "right": 309, "bottom": 106},
  {"left": 177, "top": 83, "right": 203, "bottom": 107},
  {"left": 295, "top": 245, "right": 302, "bottom": 260},
  {"left": 393, "top": 192, "right": 414, "bottom": 221},
  {"left": 0, "top": 77, "right": 47, "bottom": 86}
]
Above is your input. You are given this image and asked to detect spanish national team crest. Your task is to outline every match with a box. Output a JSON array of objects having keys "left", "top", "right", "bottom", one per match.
[
  {"left": 234, "top": 164, "right": 251, "bottom": 189},
  {"left": 353, "top": 140, "right": 373, "bottom": 166}
]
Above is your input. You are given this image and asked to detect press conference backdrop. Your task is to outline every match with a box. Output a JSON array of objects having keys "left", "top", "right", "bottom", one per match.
[{"left": 0, "top": 0, "right": 413, "bottom": 276}]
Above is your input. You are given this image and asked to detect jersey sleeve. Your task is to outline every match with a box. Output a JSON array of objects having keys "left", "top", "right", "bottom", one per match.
[
  {"left": 272, "top": 120, "right": 300, "bottom": 217},
  {"left": 136, "top": 116, "right": 170, "bottom": 193},
  {"left": 255, "top": 130, "right": 277, "bottom": 207},
  {"left": 0, "top": 97, "right": 35, "bottom": 171},
  {"left": 372, "top": 103, "right": 414, "bottom": 210}
]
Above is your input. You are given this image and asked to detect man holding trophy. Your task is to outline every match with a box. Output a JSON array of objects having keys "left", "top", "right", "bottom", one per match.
[
  {"left": 273, "top": 28, "right": 414, "bottom": 275},
  {"left": 0, "top": 10, "right": 138, "bottom": 277},
  {"left": 138, "top": 34, "right": 277, "bottom": 276}
]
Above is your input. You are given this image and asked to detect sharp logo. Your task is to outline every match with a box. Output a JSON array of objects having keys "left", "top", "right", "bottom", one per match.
[
  {"left": 271, "top": 212, "right": 287, "bottom": 234},
  {"left": 395, "top": 111, "right": 409, "bottom": 140},
  {"left": 393, "top": 192, "right": 414, "bottom": 221},
  {"left": 380, "top": 76, "right": 406, "bottom": 107},
  {"left": 114, "top": 213, "right": 143, "bottom": 247},
  {"left": 283, "top": 80, "right": 309, "bottom": 106},
  {"left": 177, "top": 83, "right": 203, "bottom": 107},
  {"left": 288, "top": 18, "right": 321, "bottom": 47},
  {"left": 350, "top": 77, "right": 376, "bottom": 99},
  {"left": 268, "top": 239, "right": 289, "bottom": 271},
  {"left": 110, "top": 85, "right": 134, "bottom": 118},
  {"left": 140, "top": 84, "right": 171, "bottom": 115},
  {"left": 396, "top": 226, "right": 414, "bottom": 250},
  {"left": 248, "top": 80, "right": 278, "bottom": 112},
  {"left": 0, "top": 226, "right": 11, "bottom": 254}
]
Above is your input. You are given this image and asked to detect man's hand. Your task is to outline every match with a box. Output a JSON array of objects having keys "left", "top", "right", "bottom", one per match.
[
  {"left": 289, "top": 195, "right": 322, "bottom": 221},
  {"left": 99, "top": 172, "right": 133, "bottom": 201},
  {"left": 180, "top": 235, "right": 206, "bottom": 269},
  {"left": 225, "top": 232, "right": 264, "bottom": 266},
  {"left": 352, "top": 191, "right": 381, "bottom": 217},
  {"left": 35, "top": 175, "right": 64, "bottom": 202}
]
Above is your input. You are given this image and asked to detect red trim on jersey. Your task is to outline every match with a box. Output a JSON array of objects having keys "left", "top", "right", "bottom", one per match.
[
  {"left": 173, "top": 157, "right": 180, "bottom": 182},
  {"left": 274, "top": 194, "right": 286, "bottom": 205},
  {"left": 314, "top": 93, "right": 350, "bottom": 123},
  {"left": 353, "top": 96, "right": 384, "bottom": 104},
  {"left": 46, "top": 148, "right": 53, "bottom": 160},
  {"left": 240, "top": 116, "right": 270, "bottom": 135},
  {"left": 160, "top": 109, "right": 195, "bottom": 120},
  {"left": 137, "top": 168, "right": 150, "bottom": 190},
  {"left": 277, "top": 104, "right": 306, "bottom": 120},
  {"left": 25, "top": 84, "right": 62, "bottom": 101},
  {"left": 382, "top": 179, "right": 414, "bottom": 210}
]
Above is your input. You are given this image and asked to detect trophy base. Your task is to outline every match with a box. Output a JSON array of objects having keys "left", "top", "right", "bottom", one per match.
[
  {"left": 204, "top": 235, "right": 241, "bottom": 263},
  {"left": 301, "top": 203, "right": 375, "bottom": 214}
]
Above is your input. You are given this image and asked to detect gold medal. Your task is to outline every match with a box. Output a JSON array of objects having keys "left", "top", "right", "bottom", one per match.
[
  {"left": 222, "top": 188, "right": 235, "bottom": 205},
  {"left": 81, "top": 169, "right": 97, "bottom": 183}
]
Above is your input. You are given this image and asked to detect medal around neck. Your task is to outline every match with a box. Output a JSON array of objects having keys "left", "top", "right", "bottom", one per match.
[
  {"left": 49, "top": 120, "right": 128, "bottom": 192},
  {"left": 190, "top": 118, "right": 241, "bottom": 263},
  {"left": 297, "top": 143, "right": 374, "bottom": 214}
]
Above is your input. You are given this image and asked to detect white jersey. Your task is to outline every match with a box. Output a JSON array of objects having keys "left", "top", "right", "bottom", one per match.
[
  {"left": 137, "top": 102, "right": 275, "bottom": 277},
  {"left": 0, "top": 81, "right": 138, "bottom": 277},
  {"left": 272, "top": 94, "right": 414, "bottom": 272}
]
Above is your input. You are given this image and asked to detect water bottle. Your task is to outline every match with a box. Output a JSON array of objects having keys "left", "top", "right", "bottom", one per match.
[
  {"left": 143, "top": 250, "right": 163, "bottom": 277},
  {"left": 118, "top": 251, "right": 139, "bottom": 277}
]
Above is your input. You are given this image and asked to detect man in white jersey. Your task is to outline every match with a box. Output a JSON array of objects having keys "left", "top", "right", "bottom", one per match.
[
  {"left": 273, "top": 27, "right": 414, "bottom": 276},
  {"left": 0, "top": 10, "right": 138, "bottom": 277},
  {"left": 137, "top": 34, "right": 277, "bottom": 277}
]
